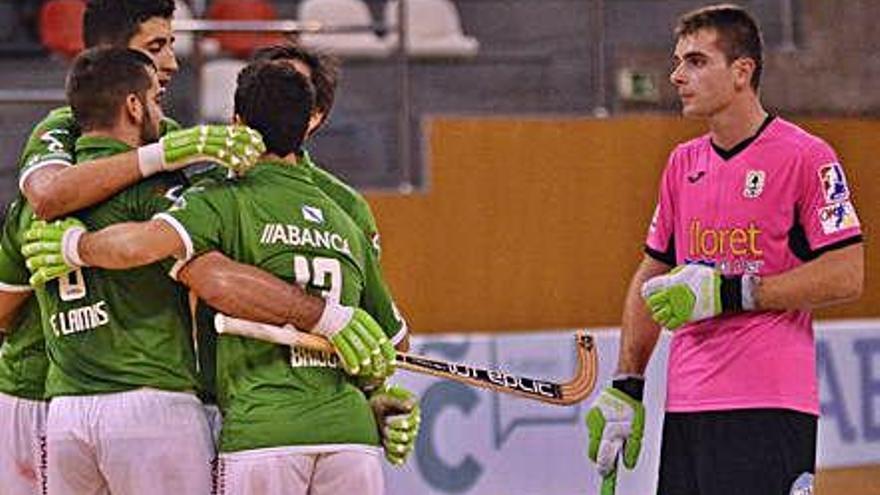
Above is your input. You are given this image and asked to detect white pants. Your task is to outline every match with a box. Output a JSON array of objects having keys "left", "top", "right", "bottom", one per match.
[
  {"left": 47, "top": 388, "right": 214, "bottom": 495},
  {"left": 217, "top": 447, "right": 384, "bottom": 495},
  {"left": 0, "top": 392, "right": 48, "bottom": 494}
]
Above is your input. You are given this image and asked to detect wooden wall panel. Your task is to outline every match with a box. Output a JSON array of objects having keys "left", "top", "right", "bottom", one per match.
[{"left": 365, "top": 116, "right": 880, "bottom": 333}]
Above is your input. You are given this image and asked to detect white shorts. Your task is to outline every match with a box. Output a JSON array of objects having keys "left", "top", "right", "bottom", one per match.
[
  {"left": 47, "top": 388, "right": 214, "bottom": 495},
  {"left": 217, "top": 446, "right": 384, "bottom": 495},
  {"left": 0, "top": 392, "right": 48, "bottom": 495}
]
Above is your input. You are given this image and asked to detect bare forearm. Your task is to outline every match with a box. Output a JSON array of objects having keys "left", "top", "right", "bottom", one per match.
[
  {"left": 24, "top": 152, "right": 141, "bottom": 220},
  {"left": 178, "top": 252, "right": 324, "bottom": 330},
  {"left": 756, "top": 243, "right": 864, "bottom": 310},
  {"left": 0, "top": 291, "right": 32, "bottom": 330},
  {"left": 79, "top": 220, "right": 183, "bottom": 269},
  {"left": 617, "top": 256, "right": 670, "bottom": 376}
]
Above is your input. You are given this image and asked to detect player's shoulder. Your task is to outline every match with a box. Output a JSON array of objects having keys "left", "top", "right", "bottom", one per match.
[
  {"left": 766, "top": 117, "right": 837, "bottom": 165},
  {"left": 30, "top": 106, "right": 75, "bottom": 134},
  {"left": 667, "top": 133, "right": 711, "bottom": 167},
  {"left": 311, "top": 165, "right": 366, "bottom": 203}
]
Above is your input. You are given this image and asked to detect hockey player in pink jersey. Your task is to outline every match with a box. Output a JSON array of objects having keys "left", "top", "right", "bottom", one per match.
[{"left": 585, "top": 4, "right": 864, "bottom": 495}]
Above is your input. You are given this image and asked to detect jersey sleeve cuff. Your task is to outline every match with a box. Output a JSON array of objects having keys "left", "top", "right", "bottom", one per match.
[
  {"left": 644, "top": 245, "right": 675, "bottom": 266},
  {"left": 0, "top": 281, "right": 33, "bottom": 293},
  {"left": 389, "top": 320, "right": 409, "bottom": 348},
  {"left": 807, "top": 234, "right": 863, "bottom": 258},
  {"left": 18, "top": 158, "right": 73, "bottom": 192},
  {"left": 152, "top": 213, "right": 195, "bottom": 264}
]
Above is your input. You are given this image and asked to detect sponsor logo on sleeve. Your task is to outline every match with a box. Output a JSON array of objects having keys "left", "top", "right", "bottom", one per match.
[
  {"left": 302, "top": 205, "right": 324, "bottom": 224},
  {"left": 818, "top": 163, "right": 849, "bottom": 203},
  {"left": 819, "top": 201, "right": 859, "bottom": 234},
  {"left": 743, "top": 170, "right": 765, "bottom": 198}
]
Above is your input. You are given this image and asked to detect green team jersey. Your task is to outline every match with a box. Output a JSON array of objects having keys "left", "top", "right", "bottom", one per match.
[
  {"left": 192, "top": 152, "right": 406, "bottom": 405},
  {"left": 0, "top": 200, "right": 48, "bottom": 401},
  {"left": 34, "top": 136, "right": 198, "bottom": 398},
  {"left": 162, "top": 161, "right": 405, "bottom": 453},
  {"left": 18, "top": 105, "right": 180, "bottom": 182}
]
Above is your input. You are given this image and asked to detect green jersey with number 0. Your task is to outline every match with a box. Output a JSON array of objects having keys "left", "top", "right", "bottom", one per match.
[
  {"left": 0, "top": 200, "right": 47, "bottom": 401},
  {"left": 34, "top": 136, "right": 198, "bottom": 398},
  {"left": 162, "top": 161, "right": 404, "bottom": 453}
]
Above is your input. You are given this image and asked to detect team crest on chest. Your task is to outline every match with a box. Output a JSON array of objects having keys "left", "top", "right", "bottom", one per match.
[{"left": 743, "top": 170, "right": 766, "bottom": 198}]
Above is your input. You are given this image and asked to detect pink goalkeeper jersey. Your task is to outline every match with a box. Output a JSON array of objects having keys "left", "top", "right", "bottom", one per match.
[{"left": 645, "top": 117, "right": 862, "bottom": 415}]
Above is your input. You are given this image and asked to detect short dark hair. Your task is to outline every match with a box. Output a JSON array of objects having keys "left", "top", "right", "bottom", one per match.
[
  {"left": 250, "top": 44, "right": 339, "bottom": 127},
  {"left": 83, "top": 0, "right": 175, "bottom": 48},
  {"left": 676, "top": 4, "right": 763, "bottom": 90},
  {"left": 234, "top": 61, "right": 315, "bottom": 157},
  {"left": 67, "top": 47, "right": 156, "bottom": 131}
]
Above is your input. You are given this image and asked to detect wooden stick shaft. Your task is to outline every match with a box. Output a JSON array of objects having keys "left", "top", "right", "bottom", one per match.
[{"left": 215, "top": 314, "right": 594, "bottom": 405}]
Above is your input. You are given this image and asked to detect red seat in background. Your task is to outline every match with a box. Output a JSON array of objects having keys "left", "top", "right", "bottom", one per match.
[
  {"left": 39, "top": 0, "right": 86, "bottom": 59},
  {"left": 206, "top": 0, "right": 286, "bottom": 58}
]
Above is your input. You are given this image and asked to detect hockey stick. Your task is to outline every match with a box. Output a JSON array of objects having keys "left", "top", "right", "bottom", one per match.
[{"left": 214, "top": 314, "right": 598, "bottom": 406}]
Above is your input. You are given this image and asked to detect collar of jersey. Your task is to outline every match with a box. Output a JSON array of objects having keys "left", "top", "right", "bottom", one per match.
[
  {"left": 710, "top": 114, "right": 775, "bottom": 161},
  {"left": 74, "top": 135, "right": 133, "bottom": 161}
]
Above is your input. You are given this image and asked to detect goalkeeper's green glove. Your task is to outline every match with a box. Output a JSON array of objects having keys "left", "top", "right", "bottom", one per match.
[
  {"left": 21, "top": 218, "right": 87, "bottom": 286},
  {"left": 640, "top": 264, "right": 760, "bottom": 330},
  {"left": 368, "top": 384, "right": 421, "bottom": 466},
  {"left": 586, "top": 377, "right": 645, "bottom": 479},
  {"left": 137, "top": 125, "right": 265, "bottom": 177},
  {"left": 312, "top": 303, "right": 397, "bottom": 379}
]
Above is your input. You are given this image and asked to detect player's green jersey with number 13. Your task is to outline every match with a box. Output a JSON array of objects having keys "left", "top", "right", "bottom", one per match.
[
  {"left": 33, "top": 136, "right": 199, "bottom": 398},
  {"left": 160, "top": 160, "right": 403, "bottom": 453}
]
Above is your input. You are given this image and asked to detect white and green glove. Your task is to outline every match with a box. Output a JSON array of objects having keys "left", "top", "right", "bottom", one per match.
[
  {"left": 585, "top": 377, "right": 646, "bottom": 488},
  {"left": 21, "top": 218, "right": 87, "bottom": 286},
  {"left": 137, "top": 125, "right": 265, "bottom": 177},
  {"left": 368, "top": 384, "right": 421, "bottom": 466},
  {"left": 312, "top": 302, "right": 397, "bottom": 379},
  {"left": 640, "top": 264, "right": 759, "bottom": 330}
]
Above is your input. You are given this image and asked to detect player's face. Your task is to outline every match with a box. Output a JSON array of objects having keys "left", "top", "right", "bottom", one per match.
[
  {"left": 128, "top": 17, "right": 178, "bottom": 89},
  {"left": 138, "top": 70, "right": 164, "bottom": 144},
  {"left": 669, "top": 29, "right": 744, "bottom": 118}
]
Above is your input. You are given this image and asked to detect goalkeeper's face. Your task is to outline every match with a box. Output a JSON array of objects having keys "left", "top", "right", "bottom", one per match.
[{"left": 127, "top": 17, "right": 178, "bottom": 89}]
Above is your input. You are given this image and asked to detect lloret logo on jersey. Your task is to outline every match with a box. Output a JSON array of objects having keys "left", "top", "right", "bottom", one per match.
[
  {"left": 743, "top": 170, "right": 765, "bottom": 198},
  {"left": 688, "top": 219, "right": 764, "bottom": 274}
]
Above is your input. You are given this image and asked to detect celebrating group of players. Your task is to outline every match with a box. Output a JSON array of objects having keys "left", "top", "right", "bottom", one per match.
[
  {"left": 0, "top": 2, "right": 868, "bottom": 495},
  {"left": 0, "top": 1, "right": 421, "bottom": 494}
]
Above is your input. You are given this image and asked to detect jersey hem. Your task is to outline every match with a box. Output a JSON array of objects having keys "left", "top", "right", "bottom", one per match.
[
  {"left": 220, "top": 443, "right": 382, "bottom": 458},
  {"left": 18, "top": 159, "right": 72, "bottom": 192},
  {"left": 665, "top": 398, "right": 818, "bottom": 416}
]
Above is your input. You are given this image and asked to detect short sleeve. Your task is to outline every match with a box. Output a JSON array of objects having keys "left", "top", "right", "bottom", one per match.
[
  {"left": 154, "top": 183, "right": 236, "bottom": 264},
  {"left": 644, "top": 154, "right": 677, "bottom": 265},
  {"left": 359, "top": 244, "right": 407, "bottom": 346},
  {"left": 18, "top": 107, "right": 78, "bottom": 191},
  {"left": 798, "top": 142, "right": 862, "bottom": 252},
  {"left": 0, "top": 202, "right": 32, "bottom": 291}
]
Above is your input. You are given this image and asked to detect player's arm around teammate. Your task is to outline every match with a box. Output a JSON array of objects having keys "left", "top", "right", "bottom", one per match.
[{"left": 19, "top": 0, "right": 260, "bottom": 221}]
